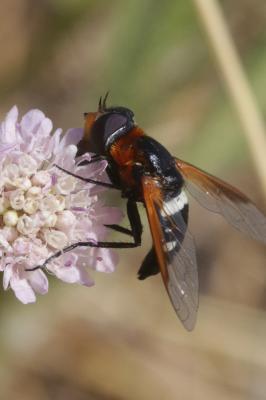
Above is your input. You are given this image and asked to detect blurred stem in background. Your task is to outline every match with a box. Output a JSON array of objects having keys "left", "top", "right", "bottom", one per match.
[{"left": 193, "top": 0, "right": 266, "bottom": 199}]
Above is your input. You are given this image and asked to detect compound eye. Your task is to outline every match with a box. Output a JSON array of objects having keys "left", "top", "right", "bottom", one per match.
[
  {"left": 103, "top": 113, "right": 128, "bottom": 141},
  {"left": 88, "top": 111, "right": 132, "bottom": 153}
]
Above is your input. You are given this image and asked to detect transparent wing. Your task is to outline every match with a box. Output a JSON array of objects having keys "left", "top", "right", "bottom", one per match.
[
  {"left": 176, "top": 158, "right": 266, "bottom": 244},
  {"left": 142, "top": 176, "right": 199, "bottom": 331}
]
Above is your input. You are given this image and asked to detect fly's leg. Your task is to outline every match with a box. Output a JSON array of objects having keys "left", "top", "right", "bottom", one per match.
[{"left": 26, "top": 200, "right": 142, "bottom": 271}]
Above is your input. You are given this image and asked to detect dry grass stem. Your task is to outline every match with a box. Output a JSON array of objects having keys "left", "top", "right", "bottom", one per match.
[{"left": 193, "top": 0, "right": 266, "bottom": 199}]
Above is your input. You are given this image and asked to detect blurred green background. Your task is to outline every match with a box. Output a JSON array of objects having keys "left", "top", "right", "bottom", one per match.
[{"left": 0, "top": 0, "right": 265, "bottom": 399}]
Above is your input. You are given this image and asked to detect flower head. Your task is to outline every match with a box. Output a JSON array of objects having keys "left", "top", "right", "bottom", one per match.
[{"left": 0, "top": 106, "right": 123, "bottom": 303}]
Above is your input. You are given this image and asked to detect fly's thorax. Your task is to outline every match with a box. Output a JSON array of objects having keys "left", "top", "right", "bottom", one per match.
[
  {"left": 104, "top": 128, "right": 145, "bottom": 199},
  {"left": 108, "top": 127, "right": 145, "bottom": 166}
]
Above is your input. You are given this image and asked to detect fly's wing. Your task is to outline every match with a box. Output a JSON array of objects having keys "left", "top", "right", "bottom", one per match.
[
  {"left": 176, "top": 159, "right": 266, "bottom": 244},
  {"left": 142, "top": 176, "right": 199, "bottom": 331}
]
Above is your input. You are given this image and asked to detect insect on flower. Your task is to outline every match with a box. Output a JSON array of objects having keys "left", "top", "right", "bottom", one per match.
[{"left": 34, "top": 94, "right": 266, "bottom": 330}]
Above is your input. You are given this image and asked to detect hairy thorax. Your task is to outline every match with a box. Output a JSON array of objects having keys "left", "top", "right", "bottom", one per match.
[
  {"left": 109, "top": 127, "right": 146, "bottom": 195},
  {"left": 108, "top": 127, "right": 183, "bottom": 201}
]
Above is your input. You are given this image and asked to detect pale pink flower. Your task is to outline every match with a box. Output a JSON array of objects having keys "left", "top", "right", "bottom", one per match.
[{"left": 0, "top": 106, "right": 123, "bottom": 303}]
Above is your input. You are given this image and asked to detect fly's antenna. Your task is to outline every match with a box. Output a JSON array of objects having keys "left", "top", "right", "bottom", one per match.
[
  {"left": 98, "top": 96, "right": 103, "bottom": 112},
  {"left": 98, "top": 92, "right": 109, "bottom": 112},
  {"left": 102, "top": 91, "right": 109, "bottom": 110}
]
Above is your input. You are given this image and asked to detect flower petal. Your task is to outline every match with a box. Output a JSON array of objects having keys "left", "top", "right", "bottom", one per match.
[
  {"left": 3, "top": 264, "right": 13, "bottom": 290},
  {"left": 94, "top": 249, "right": 119, "bottom": 273},
  {"left": 20, "top": 109, "right": 46, "bottom": 135},
  {"left": 27, "top": 269, "right": 49, "bottom": 294},
  {"left": 53, "top": 266, "right": 80, "bottom": 283},
  {"left": 10, "top": 277, "right": 36, "bottom": 304},
  {"left": 37, "top": 117, "right": 53, "bottom": 137},
  {"left": 6, "top": 105, "right": 19, "bottom": 125},
  {"left": 93, "top": 205, "right": 124, "bottom": 225},
  {"left": 60, "top": 128, "right": 83, "bottom": 148},
  {"left": 1, "top": 106, "right": 19, "bottom": 139},
  {"left": 76, "top": 266, "right": 94, "bottom": 287}
]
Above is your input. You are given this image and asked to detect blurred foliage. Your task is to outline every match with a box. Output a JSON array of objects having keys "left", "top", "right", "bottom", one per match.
[{"left": 0, "top": 0, "right": 265, "bottom": 399}]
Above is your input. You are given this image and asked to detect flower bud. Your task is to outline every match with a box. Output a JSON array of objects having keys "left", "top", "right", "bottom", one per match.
[
  {"left": 27, "top": 186, "right": 42, "bottom": 197},
  {"left": 56, "top": 176, "right": 76, "bottom": 195},
  {"left": 17, "top": 215, "right": 38, "bottom": 236},
  {"left": 9, "top": 189, "right": 25, "bottom": 210},
  {"left": 55, "top": 210, "right": 76, "bottom": 231},
  {"left": 32, "top": 171, "right": 51, "bottom": 187},
  {"left": 43, "top": 213, "right": 57, "bottom": 228},
  {"left": 36, "top": 210, "right": 56, "bottom": 227},
  {"left": 23, "top": 197, "right": 39, "bottom": 215},
  {"left": 39, "top": 194, "right": 59, "bottom": 213},
  {"left": 4, "top": 163, "right": 20, "bottom": 180},
  {"left": 14, "top": 177, "right": 32, "bottom": 191},
  {"left": 18, "top": 154, "right": 38, "bottom": 176},
  {"left": 3, "top": 210, "right": 18, "bottom": 227},
  {"left": 43, "top": 229, "right": 68, "bottom": 249}
]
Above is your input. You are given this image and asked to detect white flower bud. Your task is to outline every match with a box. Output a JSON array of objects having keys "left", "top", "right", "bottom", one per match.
[
  {"left": 18, "top": 154, "right": 38, "bottom": 176},
  {"left": 56, "top": 176, "right": 76, "bottom": 195},
  {"left": 43, "top": 229, "right": 68, "bottom": 249},
  {"left": 32, "top": 171, "right": 51, "bottom": 187},
  {"left": 42, "top": 213, "right": 57, "bottom": 228},
  {"left": 36, "top": 210, "right": 57, "bottom": 228},
  {"left": 4, "top": 163, "right": 20, "bottom": 180},
  {"left": 39, "top": 194, "right": 59, "bottom": 213},
  {"left": 55, "top": 210, "right": 76, "bottom": 231},
  {"left": 9, "top": 189, "right": 25, "bottom": 210},
  {"left": 14, "top": 177, "right": 32, "bottom": 191},
  {"left": 17, "top": 215, "right": 38, "bottom": 236},
  {"left": 3, "top": 210, "right": 18, "bottom": 227},
  {"left": 23, "top": 197, "right": 39, "bottom": 215},
  {"left": 27, "top": 186, "right": 42, "bottom": 197}
]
